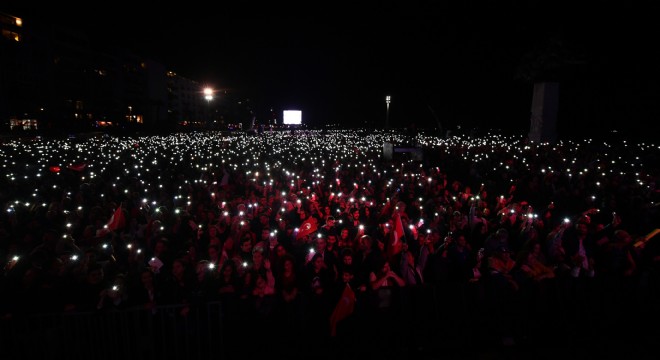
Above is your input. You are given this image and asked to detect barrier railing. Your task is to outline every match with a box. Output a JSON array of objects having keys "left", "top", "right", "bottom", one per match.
[{"left": 2, "top": 301, "right": 225, "bottom": 360}]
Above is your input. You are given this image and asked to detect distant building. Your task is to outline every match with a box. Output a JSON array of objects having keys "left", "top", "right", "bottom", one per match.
[
  {"left": 166, "top": 73, "right": 209, "bottom": 130},
  {"left": 0, "top": 11, "right": 211, "bottom": 136}
]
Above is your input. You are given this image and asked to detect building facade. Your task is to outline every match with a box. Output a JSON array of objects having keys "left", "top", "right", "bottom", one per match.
[{"left": 0, "top": 11, "right": 213, "bottom": 136}]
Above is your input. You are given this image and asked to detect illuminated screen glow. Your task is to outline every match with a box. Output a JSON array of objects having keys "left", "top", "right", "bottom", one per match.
[{"left": 283, "top": 110, "right": 302, "bottom": 125}]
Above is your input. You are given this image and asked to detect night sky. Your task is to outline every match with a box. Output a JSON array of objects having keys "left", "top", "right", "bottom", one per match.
[{"left": 4, "top": 2, "right": 659, "bottom": 139}]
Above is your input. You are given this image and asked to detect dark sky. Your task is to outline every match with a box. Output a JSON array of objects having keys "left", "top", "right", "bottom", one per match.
[{"left": 4, "top": 2, "right": 659, "bottom": 138}]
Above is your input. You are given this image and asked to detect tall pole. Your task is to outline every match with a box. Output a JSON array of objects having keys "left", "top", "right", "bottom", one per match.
[
  {"left": 203, "top": 87, "right": 214, "bottom": 130},
  {"left": 385, "top": 95, "right": 391, "bottom": 129}
]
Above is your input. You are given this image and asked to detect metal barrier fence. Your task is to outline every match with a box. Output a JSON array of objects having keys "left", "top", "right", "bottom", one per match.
[
  {"left": 2, "top": 277, "right": 659, "bottom": 359},
  {"left": 0, "top": 287, "right": 445, "bottom": 360},
  {"left": 2, "top": 302, "right": 225, "bottom": 360}
]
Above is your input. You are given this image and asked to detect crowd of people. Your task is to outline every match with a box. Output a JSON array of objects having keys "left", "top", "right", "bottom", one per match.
[{"left": 1, "top": 129, "right": 659, "bottom": 359}]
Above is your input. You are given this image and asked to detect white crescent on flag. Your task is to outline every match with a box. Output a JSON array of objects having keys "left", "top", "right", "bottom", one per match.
[{"left": 296, "top": 217, "right": 318, "bottom": 239}]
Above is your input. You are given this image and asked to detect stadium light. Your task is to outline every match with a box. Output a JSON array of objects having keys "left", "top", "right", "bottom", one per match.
[{"left": 385, "top": 95, "right": 391, "bottom": 129}]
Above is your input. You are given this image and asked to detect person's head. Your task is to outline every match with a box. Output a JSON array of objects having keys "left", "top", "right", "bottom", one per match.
[
  {"left": 252, "top": 246, "right": 265, "bottom": 264},
  {"left": 236, "top": 203, "right": 247, "bottom": 215},
  {"left": 240, "top": 237, "right": 253, "bottom": 253},
  {"left": 456, "top": 234, "right": 467, "bottom": 247},
  {"left": 359, "top": 235, "right": 373, "bottom": 251},
  {"left": 326, "top": 216, "right": 335, "bottom": 226},
  {"left": 377, "top": 258, "right": 391, "bottom": 275},
  {"left": 171, "top": 258, "right": 187, "bottom": 278},
  {"left": 274, "top": 243, "right": 287, "bottom": 257},
  {"left": 326, "top": 234, "right": 337, "bottom": 248},
  {"left": 207, "top": 244, "right": 220, "bottom": 260},
  {"left": 341, "top": 269, "right": 354, "bottom": 283},
  {"left": 154, "top": 237, "right": 168, "bottom": 254},
  {"left": 140, "top": 267, "right": 154, "bottom": 285},
  {"left": 221, "top": 260, "right": 236, "bottom": 276},
  {"left": 282, "top": 254, "right": 296, "bottom": 272},
  {"left": 223, "top": 237, "right": 234, "bottom": 252},
  {"left": 83, "top": 247, "right": 98, "bottom": 263},
  {"left": 46, "top": 201, "right": 61, "bottom": 219},
  {"left": 86, "top": 263, "right": 104, "bottom": 284},
  {"left": 196, "top": 260, "right": 211, "bottom": 278},
  {"left": 314, "top": 237, "right": 327, "bottom": 251},
  {"left": 208, "top": 225, "right": 218, "bottom": 237},
  {"left": 341, "top": 248, "right": 354, "bottom": 265},
  {"left": 311, "top": 252, "right": 325, "bottom": 270}
]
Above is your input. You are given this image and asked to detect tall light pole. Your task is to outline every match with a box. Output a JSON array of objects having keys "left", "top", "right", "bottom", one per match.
[
  {"left": 203, "top": 87, "right": 214, "bottom": 103},
  {"left": 385, "top": 95, "right": 391, "bottom": 129},
  {"left": 203, "top": 87, "right": 214, "bottom": 129}
]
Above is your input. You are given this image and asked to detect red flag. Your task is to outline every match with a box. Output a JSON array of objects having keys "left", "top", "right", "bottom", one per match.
[
  {"left": 107, "top": 206, "right": 126, "bottom": 231},
  {"left": 67, "top": 162, "right": 87, "bottom": 172},
  {"left": 390, "top": 211, "right": 405, "bottom": 256},
  {"left": 96, "top": 206, "right": 126, "bottom": 237},
  {"left": 296, "top": 217, "right": 318, "bottom": 240},
  {"left": 329, "top": 283, "right": 356, "bottom": 336}
]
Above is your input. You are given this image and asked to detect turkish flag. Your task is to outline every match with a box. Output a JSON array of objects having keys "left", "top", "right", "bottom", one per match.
[
  {"left": 390, "top": 211, "right": 405, "bottom": 256},
  {"left": 96, "top": 205, "right": 126, "bottom": 237},
  {"left": 296, "top": 217, "right": 318, "bottom": 240},
  {"left": 67, "top": 162, "right": 87, "bottom": 172},
  {"left": 107, "top": 206, "right": 126, "bottom": 231},
  {"left": 329, "top": 283, "right": 356, "bottom": 336}
]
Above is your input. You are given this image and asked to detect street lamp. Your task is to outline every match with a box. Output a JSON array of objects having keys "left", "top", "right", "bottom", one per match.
[
  {"left": 385, "top": 95, "right": 391, "bottom": 129},
  {"left": 203, "top": 87, "right": 214, "bottom": 129},
  {"left": 203, "top": 87, "right": 214, "bottom": 103}
]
